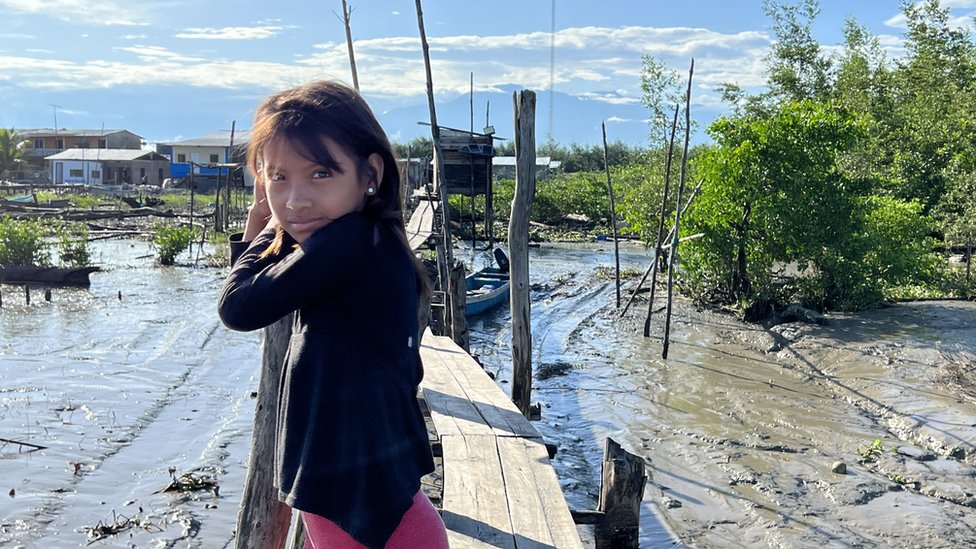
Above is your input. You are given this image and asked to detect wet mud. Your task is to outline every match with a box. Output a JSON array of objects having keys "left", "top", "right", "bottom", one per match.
[
  {"left": 3, "top": 239, "right": 976, "bottom": 548},
  {"left": 468, "top": 243, "right": 976, "bottom": 548}
]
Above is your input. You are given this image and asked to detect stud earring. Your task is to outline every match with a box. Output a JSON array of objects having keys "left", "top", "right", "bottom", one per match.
[{"left": 366, "top": 187, "right": 376, "bottom": 195}]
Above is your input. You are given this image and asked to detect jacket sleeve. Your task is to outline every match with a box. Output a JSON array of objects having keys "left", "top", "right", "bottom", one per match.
[{"left": 217, "top": 213, "right": 372, "bottom": 332}]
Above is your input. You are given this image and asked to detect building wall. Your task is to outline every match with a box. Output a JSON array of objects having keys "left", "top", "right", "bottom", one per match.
[
  {"left": 50, "top": 160, "right": 103, "bottom": 185},
  {"left": 170, "top": 145, "right": 227, "bottom": 178}
]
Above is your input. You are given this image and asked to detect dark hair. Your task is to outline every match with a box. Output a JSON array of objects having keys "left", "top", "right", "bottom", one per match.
[{"left": 248, "top": 80, "right": 430, "bottom": 299}]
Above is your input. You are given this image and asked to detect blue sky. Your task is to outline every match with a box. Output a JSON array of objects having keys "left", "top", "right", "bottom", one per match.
[{"left": 1, "top": 0, "right": 974, "bottom": 147}]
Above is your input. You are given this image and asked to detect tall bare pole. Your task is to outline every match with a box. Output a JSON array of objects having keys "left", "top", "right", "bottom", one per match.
[
  {"left": 643, "top": 104, "right": 680, "bottom": 337},
  {"left": 416, "top": 0, "right": 456, "bottom": 341},
  {"left": 601, "top": 121, "right": 621, "bottom": 308},
  {"left": 225, "top": 121, "right": 236, "bottom": 230},
  {"left": 662, "top": 58, "right": 695, "bottom": 360},
  {"left": 341, "top": 0, "right": 360, "bottom": 91}
]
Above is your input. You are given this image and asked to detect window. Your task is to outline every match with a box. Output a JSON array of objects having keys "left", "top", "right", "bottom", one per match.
[
  {"left": 177, "top": 153, "right": 186, "bottom": 163},
  {"left": 91, "top": 170, "right": 101, "bottom": 179},
  {"left": 56, "top": 138, "right": 65, "bottom": 149},
  {"left": 33, "top": 138, "right": 44, "bottom": 149},
  {"left": 210, "top": 154, "right": 219, "bottom": 163},
  {"left": 140, "top": 167, "right": 146, "bottom": 178},
  {"left": 69, "top": 169, "right": 83, "bottom": 177},
  {"left": 98, "top": 139, "right": 107, "bottom": 148}
]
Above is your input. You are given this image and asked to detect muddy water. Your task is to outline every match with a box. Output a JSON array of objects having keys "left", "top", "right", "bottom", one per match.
[
  {"left": 4, "top": 239, "right": 976, "bottom": 548},
  {"left": 468, "top": 243, "right": 976, "bottom": 548},
  {"left": 1, "top": 241, "right": 259, "bottom": 548}
]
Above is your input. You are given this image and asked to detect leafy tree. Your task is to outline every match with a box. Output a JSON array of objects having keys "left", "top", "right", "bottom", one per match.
[
  {"left": 640, "top": 54, "right": 685, "bottom": 145},
  {"left": 684, "top": 100, "right": 935, "bottom": 311},
  {"left": 0, "top": 128, "right": 24, "bottom": 179},
  {"left": 762, "top": 0, "right": 833, "bottom": 101}
]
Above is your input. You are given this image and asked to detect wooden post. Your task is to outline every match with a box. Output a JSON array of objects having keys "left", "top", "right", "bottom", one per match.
[
  {"left": 416, "top": 0, "right": 456, "bottom": 344},
  {"left": 601, "top": 121, "right": 621, "bottom": 308},
  {"left": 450, "top": 259, "right": 469, "bottom": 352},
  {"left": 235, "top": 315, "right": 294, "bottom": 549},
  {"left": 510, "top": 90, "right": 536, "bottom": 418},
  {"left": 643, "top": 104, "right": 680, "bottom": 337},
  {"left": 620, "top": 179, "right": 702, "bottom": 319},
  {"left": 44, "top": 288, "right": 51, "bottom": 302},
  {"left": 662, "top": 59, "right": 694, "bottom": 360},
  {"left": 341, "top": 0, "right": 360, "bottom": 92},
  {"left": 24, "top": 284, "right": 30, "bottom": 305},
  {"left": 595, "top": 438, "right": 647, "bottom": 549},
  {"left": 225, "top": 121, "right": 236, "bottom": 231}
]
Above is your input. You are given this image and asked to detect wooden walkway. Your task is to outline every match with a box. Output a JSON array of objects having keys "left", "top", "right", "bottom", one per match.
[
  {"left": 420, "top": 329, "right": 585, "bottom": 549},
  {"left": 406, "top": 196, "right": 437, "bottom": 251}
]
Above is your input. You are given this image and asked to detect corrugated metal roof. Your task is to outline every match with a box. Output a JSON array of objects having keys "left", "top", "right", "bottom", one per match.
[
  {"left": 16, "top": 128, "right": 140, "bottom": 138},
  {"left": 159, "top": 130, "right": 251, "bottom": 147},
  {"left": 45, "top": 149, "right": 167, "bottom": 161},
  {"left": 492, "top": 156, "right": 554, "bottom": 167}
]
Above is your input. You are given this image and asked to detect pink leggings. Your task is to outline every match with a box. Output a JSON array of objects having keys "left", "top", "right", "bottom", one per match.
[{"left": 301, "top": 491, "right": 448, "bottom": 549}]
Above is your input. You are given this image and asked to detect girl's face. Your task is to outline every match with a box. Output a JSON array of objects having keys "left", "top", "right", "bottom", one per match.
[{"left": 262, "top": 135, "right": 382, "bottom": 244}]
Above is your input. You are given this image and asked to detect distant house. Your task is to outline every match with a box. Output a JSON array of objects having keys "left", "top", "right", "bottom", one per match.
[
  {"left": 17, "top": 129, "right": 143, "bottom": 163},
  {"left": 156, "top": 130, "right": 250, "bottom": 183},
  {"left": 491, "top": 156, "right": 561, "bottom": 180},
  {"left": 46, "top": 149, "right": 170, "bottom": 186}
]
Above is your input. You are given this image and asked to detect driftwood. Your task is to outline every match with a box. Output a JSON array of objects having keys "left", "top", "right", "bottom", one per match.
[{"left": 0, "top": 266, "right": 100, "bottom": 287}]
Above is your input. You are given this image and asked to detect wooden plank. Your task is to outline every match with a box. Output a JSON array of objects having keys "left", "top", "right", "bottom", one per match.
[
  {"left": 421, "top": 344, "right": 495, "bottom": 439},
  {"left": 422, "top": 331, "right": 538, "bottom": 438},
  {"left": 441, "top": 435, "right": 516, "bottom": 549},
  {"left": 506, "top": 437, "right": 586, "bottom": 549},
  {"left": 406, "top": 198, "right": 436, "bottom": 251},
  {"left": 496, "top": 437, "right": 555, "bottom": 548}
]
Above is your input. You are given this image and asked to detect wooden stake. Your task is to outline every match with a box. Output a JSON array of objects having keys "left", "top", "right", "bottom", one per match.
[
  {"left": 620, "top": 179, "right": 702, "bottom": 318},
  {"left": 601, "top": 121, "right": 621, "bottom": 308},
  {"left": 510, "top": 90, "right": 536, "bottom": 418},
  {"left": 595, "top": 438, "right": 647, "bottom": 548},
  {"left": 662, "top": 59, "right": 694, "bottom": 360},
  {"left": 24, "top": 284, "right": 30, "bottom": 305},
  {"left": 235, "top": 315, "right": 294, "bottom": 549},
  {"left": 416, "top": 0, "right": 456, "bottom": 345},
  {"left": 341, "top": 0, "right": 360, "bottom": 91},
  {"left": 643, "top": 104, "right": 680, "bottom": 337}
]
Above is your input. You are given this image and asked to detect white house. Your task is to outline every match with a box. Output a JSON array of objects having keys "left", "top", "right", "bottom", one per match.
[{"left": 46, "top": 149, "right": 171, "bottom": 186}]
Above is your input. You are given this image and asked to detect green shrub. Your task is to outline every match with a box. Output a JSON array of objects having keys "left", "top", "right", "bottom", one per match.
[
  {"left": 0, "top": 216, "right": 51, "bottom": 267},
  {"left": 56, "top": 223, "right": 92, "bottom": 267},
  {"left": 152, "top": 224, "right": 197, "bottom": 266}
]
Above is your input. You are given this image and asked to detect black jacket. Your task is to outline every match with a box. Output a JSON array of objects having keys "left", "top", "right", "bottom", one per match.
[{"left": 218, "top": 212, "right": 434, "bottom": 549}]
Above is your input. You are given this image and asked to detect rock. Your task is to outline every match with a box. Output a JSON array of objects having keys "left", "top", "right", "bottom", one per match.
[
  {"left": 662, "top": 496, "right": 683, "bottom": 509},
  {"left": 831, "top": 461, "right": 847, "bottom": 474}
]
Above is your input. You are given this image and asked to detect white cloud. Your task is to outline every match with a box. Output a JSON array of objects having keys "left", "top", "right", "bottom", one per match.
[
  {"left": 175, "top": 26, "right": 285, "bottom": 40},
  {"left": 0, "top": 23, "right": 775, "bottom": 111},
  {"left": 943, "top": 0, "right": 976, "bottom": 7},
  {"left": 120, "top": 34, "right": 147, "bottom": 40},
  {"left": 605, "top": 116, "right": 631, "bottom": 123},
  {"left": 114, "top": 45, "right": 204, "bottom": 63},
  {"left": 0, "top": 0, "right": 149, "bottom": 25}
]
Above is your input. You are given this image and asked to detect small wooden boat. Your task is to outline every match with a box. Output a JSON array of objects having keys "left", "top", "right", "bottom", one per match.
[{"left": 465, "top": 248, "right": 510, "bottom": 316}]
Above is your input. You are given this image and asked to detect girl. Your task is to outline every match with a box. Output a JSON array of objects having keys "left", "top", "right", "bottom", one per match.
[{"left": 218, "top": 80, "right": 448, "bottom": 549}]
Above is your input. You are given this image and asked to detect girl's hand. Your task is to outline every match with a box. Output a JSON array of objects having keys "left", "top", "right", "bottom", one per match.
[{"left": 244, "top": 179, "right": 273, "bottom": 241}]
